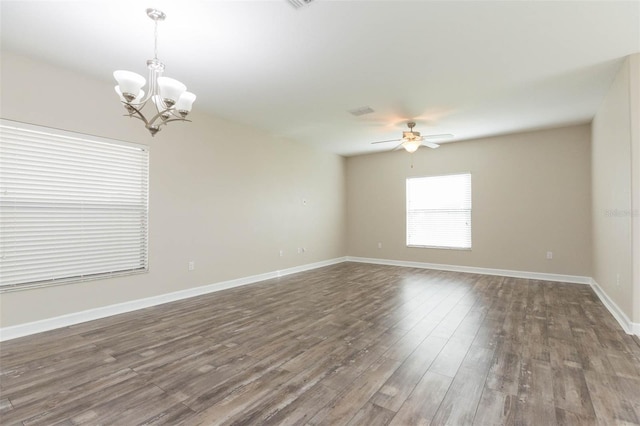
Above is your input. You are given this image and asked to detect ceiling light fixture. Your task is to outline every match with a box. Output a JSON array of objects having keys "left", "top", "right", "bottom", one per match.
[
  {"left": 402, "top": 138, "right": 422, "bottom": 153},
  {"left": 401, "top": 122, "right": 424, "bottom": 153},
  {"left": 113, "top": 8, "right": 196, "bottom": 136},
  {"left": 371, "top": 121, "right": 452, "bottom": 153}
]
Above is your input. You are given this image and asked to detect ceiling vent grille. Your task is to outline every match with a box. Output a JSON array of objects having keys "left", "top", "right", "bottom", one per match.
[
  {"left": 348, "top": 106, "right": 375, "bottom": 117},
  {"left": 288, "top": 0, "right": 314, "bottom": 9}
]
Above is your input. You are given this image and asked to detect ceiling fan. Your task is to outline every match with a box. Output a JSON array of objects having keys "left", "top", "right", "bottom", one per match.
[{"left": 371, "top": 122, "right": 453, "bottom": 153}]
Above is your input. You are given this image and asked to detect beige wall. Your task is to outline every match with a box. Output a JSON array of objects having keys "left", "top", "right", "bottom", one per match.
[
  {"left": 632, "top": 54, "right": 640, "bottom": 325},
  {"left": 0, "top": 53, "right": 347, "bottom": 327},
  {"left": 592, "top": 53, "right": 640, "bottom": 324},
  {"left": 347, "top": 125, "right": 592, "bottom": 277},
  {"left": 3, "top": 49, "right": 637, "bottom": 332}
]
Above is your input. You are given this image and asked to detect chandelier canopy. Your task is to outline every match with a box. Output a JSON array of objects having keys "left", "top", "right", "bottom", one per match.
[{"left": 113, "top": 8, "right": 196, "bottom": 136}]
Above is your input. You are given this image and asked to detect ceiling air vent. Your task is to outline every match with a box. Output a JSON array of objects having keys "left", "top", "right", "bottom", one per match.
[
  {"left": 288, "top": 0, "right": 314, "bottom": 9},
  {"left": 348, "top": 106, "right": 375, "bottom": 117}
]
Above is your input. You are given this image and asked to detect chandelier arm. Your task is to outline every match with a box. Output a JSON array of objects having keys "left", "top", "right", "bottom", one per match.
[
  {"left": 122, "top": 113, "right": 147, "bottom": 123},
  {"left": 146, "top": 109, "right": 173, "bottom": 127},
  {"left": 146, "top": 108, "right": 191, "bottom": 128},
  {"left": 121, "top": 102, "right": 151, "bottom": 126},
  {"left": 166, "top": 109, "right": 185, "bottom": 119},
  {"left": 161, "top": 118, "right": 192, "bottom": 125}
]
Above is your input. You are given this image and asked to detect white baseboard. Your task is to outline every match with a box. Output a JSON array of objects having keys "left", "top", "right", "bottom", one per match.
[
  {"left": 347, "top": 257, "right": 638, "bottom": 336},
  {"left": 346, "top": 256, "right": 592, "bottom": 284},
  {"left": 589, "top": 279, "right": 640, "bottom": 336},
  {"left": 0, "top": 257, "right": 347, "bottom": 342},
  {"left": 3, "top": 256, "right": 637, "bottom": 341}
]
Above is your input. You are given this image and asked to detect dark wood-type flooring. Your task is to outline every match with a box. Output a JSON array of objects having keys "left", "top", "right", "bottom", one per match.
[{"left": 1, "top": 262, "right": 640, "bottom": 425}]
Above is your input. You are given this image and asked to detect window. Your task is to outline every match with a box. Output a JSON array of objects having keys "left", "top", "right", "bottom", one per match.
[
  {"left": 406, "top": 173, "right": 472, "bottom": 249},
  {"left": 0, "top": 120, "right": 149, "bottom": 291}
]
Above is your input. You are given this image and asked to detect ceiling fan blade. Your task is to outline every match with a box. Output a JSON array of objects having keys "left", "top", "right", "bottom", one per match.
[
  {"left": 423, "top": 141, "right": 440, "bottom": 149},
  {"left": 422, "top": 133, "right": 454, "bottom": 141},
  {"left": 371, "top": 138, "right": 402, "bottom": 145},
  {"left": 392, "top": 142, "right": 405, "bottom": 151}
]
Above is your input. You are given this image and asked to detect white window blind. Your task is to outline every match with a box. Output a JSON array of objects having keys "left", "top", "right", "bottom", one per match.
[
  {"left": 406, "top": 173, "right": 472, "bottom": 249},
  {"left": 0, "top": 120, "right": 149, "bottom": 291}
]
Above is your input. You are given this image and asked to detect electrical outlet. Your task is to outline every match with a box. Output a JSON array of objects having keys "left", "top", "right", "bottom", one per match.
[
  {"left": 188, "top": 261, "right": 195, "bottom": 271},
  {"left": 546, "top": 251, "right": 553, "bottom": 260},
  {"left": 279, "top": 250, "right": 284, "bottom": 257},
  {"left": 378, "top": 242, "right": 382, "bottom": 249}
]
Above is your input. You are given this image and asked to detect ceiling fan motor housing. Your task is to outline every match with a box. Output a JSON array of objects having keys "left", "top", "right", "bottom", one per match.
[{"left": 403, "top": 131, "right": 421, "bottom": 140}]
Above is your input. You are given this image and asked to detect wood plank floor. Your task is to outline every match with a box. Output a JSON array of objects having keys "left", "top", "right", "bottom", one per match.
[{"left": 1, "top": 262, "right": 639, "bottom": 425}]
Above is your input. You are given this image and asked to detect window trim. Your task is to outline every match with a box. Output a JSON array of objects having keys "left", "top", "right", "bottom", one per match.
[
  {"left": 406, "top": 172, "right": 472, "bottom": 250},
  {"left": 0, "top": 119, "right": 150, "bottom": 293}
]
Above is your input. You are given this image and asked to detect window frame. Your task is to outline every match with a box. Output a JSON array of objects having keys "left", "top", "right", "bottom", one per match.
[{"left": 406, "top": 172, "right": 472, "bottom": 250}]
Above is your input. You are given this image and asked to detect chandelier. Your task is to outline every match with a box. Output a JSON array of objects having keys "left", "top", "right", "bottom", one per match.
[{"left": 113, "top": 8, "right": 196, "bottom": 136}]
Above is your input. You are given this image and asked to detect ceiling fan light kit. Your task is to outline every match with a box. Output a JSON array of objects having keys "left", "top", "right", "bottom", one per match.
[
  {"left": 402, "top": 139, "right": 422, "bottom": 153},
  {"left": 113, "top": 8, "right": 196, "bottom": 136}
]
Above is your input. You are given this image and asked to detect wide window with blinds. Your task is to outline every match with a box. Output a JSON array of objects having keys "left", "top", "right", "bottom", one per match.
[
  {"left": 0, "top": 120, "right": 149, "bottom": 291},
  {"left": 406, "top": 173, "right": 472, "bottom": 249}
]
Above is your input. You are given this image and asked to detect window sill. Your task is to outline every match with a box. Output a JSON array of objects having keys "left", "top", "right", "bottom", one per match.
[
  {"left": 0, "top": 268, "right": 149, "bottom": 293},
  {"left": 407, "top": 245, "right": 472, "bottom": 251}
]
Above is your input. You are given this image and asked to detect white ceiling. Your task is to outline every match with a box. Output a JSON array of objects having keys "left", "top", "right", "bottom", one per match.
[{"left": 1, "top": 0, "right": 639, "bottom": 156}]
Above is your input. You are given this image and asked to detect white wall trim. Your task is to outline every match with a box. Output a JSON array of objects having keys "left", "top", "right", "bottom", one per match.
[
  {"left": 346, "top": 256, "right": 592, "bottom": 284},
  {"left": 4, "top": 256, "right": 638, "bottom": 341},
  {"left": 347, "top": 257, "right": 639, "bottom": 336},
  {"left": 0, "top": 257, "right": 347, "bottom": 342},
  {"left": 589, "top": 278, "right": 640, "bottom": 336}
]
